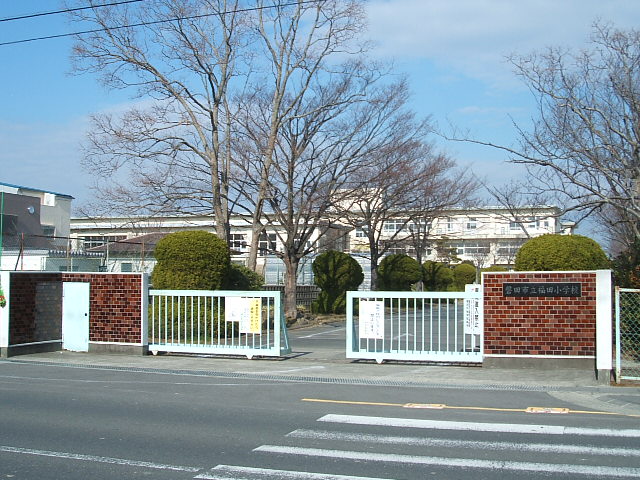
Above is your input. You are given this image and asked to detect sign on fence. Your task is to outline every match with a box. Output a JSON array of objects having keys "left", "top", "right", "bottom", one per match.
[
  {"left": 225, "top": 297, "right": 262, "bottom": 334},
  {"left": 358, "top": 299, "right": 384, "bottom": 339}
]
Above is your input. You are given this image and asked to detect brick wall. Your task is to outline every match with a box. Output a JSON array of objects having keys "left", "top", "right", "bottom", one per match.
[
  {"left": 8, "top": 272, "right": 144, "bottom": 346},
  {"left": 9, "top": 272, "right": 63, "bottom": 345},
  {"left": 483, "top": 272, "right": 598, "bottom": 357},
  {"left": 61, "top": 273, "right": 144, "bottom": 344}
]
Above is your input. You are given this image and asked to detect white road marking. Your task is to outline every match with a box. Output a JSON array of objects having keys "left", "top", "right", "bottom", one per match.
[
  {"left": 297, "top": 327, "right": 345, "bottom": 339},
  {"left": 197, "top": 464, "right": 397, "bottom": 480},
  {"left": 254, "top": 445, "right": 640, "bottom": 478},
  {"left": 288, "top": 429, "right": 640, "bottom": 457},
  {"left": 318, "top": 414, "right": 640, "bottom": 437},
  {"left": 0, "top": 445, "right": 200, "bottom": 472}
]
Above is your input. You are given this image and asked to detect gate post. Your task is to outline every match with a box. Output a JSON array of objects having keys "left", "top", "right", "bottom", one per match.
[{"left": 595, "top": 270, "right": 612, "bottom": 383}]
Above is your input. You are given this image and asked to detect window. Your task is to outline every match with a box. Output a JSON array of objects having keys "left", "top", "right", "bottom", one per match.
[
  {"left": 121, "top": 263, "right": 133, "bottom": 272},
  {"left": 466, "top": 217, "right": 477, "bottom": 230},
  {"left": 259, "top": 233, "right": 277, "bottom": 254},
  {"left": 509, "top": 221, "right": 521, "bottom": 230},
  {"left": 83, "top": 235, "right": 127, "bottom": 249},
  {"left": 383, "top": 219, "right": 407, "bottom": 234},
  {"left": 446, "top": 217, "right": 454, "bottom": 232},
  {"left": 42, "top": 225, "right": 55, "bottom": 237},
  {"left": 355, "top": 228, "right": 367, "bottom": 238},
  {"left": 229, "top": 234, "right": 247, "bottom": 251}
]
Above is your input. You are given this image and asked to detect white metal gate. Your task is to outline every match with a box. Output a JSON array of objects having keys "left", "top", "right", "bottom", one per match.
[
  {"left": 148, "top": 290, "right": 290, "bottom": 358},
  {"left": 346, "top": 290, "right": 483, "bottom": 363},
  {"left": 615, "top": 287, "right": 640, "bottom": 381}
]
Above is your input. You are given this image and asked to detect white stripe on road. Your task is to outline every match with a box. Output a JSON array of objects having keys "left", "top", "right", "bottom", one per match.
[
  {"left": 0, "top": 445, "right": 200, "bottom": 472},
  {"left": 197, "top": 464, "right": 398, "bottom": 480},
  {"left": 288, "top": 429, "right": 640, "bottom": 457},
  {"left": 297, "top": 328, "right": 345, "bottom": 339},
  {"left": 254, "top": 445, "right": 640, "bottom": 478},
  {"left": 319, "top": 414, "right": 640, "bottom": 437}
]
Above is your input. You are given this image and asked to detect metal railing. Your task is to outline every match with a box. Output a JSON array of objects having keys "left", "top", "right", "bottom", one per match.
[
  {"left": 346, "top": 290, "right": 483, "bottom": 363},
  {"left": 615, "top": 287, "right": 640, "bottom": 381},
  {"left": 149, "top": 290, "right": 290, "bottom": 358}
]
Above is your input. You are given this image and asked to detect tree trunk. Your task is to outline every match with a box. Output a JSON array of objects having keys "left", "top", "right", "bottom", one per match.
[{"left": 283, "top": 255, "right": 300, "bottom": 321}]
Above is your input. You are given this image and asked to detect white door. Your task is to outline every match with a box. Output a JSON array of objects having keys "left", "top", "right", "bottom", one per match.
[{"left": 62, "top": 282, "right": 90, "bottom": 352}]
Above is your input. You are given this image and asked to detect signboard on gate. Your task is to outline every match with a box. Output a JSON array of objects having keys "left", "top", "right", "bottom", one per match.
[
  {"left": 359, "top": 299, "right": 384, "bottom": 339},
  {"left": 225, "top": 297, "right": 262, "bottom": 334},
  {"left": 464, "top": 284, "right": 481, "bottom": 335}
]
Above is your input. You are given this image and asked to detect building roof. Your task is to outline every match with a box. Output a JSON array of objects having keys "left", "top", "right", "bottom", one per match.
[
  {"left": 87, "top": 232, "right": 168, "bottom": 254},
  {"left": 0, "top": 181, "right": 74, "bottom": 199}
]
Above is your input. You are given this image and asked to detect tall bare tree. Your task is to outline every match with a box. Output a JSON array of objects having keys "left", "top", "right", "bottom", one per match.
[
  {"left": 335, "top": 138, "right": 475, "bottom": 290},
  {"left": 241, "top": 0, "right": 368, "bottom": 270},
  {"left": 455, "top": 23, "right": 640, "bottom": 240},
  {"left": 71, "top": 0, "right": 254, "bottom": 240}
]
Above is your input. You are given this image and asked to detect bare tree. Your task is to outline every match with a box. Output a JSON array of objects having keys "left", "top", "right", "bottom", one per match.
[
  {"left": 335, "top": 138, "right": 474, "bottom": 290},
  {"left": 484, "top": 180, "right": 554, "bottom": 238},
  {"left": 453, "top": 23, "right": 640, "bottom": 239},
  {"left": 237, "top": 0, "right": 368, "bottom": 270},
  {"left": 70, "top": 0, "right": 252, "bottom": 240}
]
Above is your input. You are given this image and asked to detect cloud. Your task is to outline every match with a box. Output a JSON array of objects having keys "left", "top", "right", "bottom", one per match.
[{"left": 366, "top": 0, "right": 640, "bottom": 87}]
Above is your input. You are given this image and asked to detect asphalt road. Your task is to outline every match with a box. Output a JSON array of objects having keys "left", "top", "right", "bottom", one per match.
[{"left": 1, "top": 356, "right": 640, "bottom": 480}]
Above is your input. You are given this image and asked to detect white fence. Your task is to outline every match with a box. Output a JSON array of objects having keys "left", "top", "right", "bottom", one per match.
[
  {"left": 149, "top": 290, "right": 290, "bottom": 358},
  {"left": 346, "top": 290, "right": 483, "bottom": 363}
]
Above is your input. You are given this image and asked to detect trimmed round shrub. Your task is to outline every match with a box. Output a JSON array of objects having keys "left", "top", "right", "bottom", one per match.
[
  {"left": 151, "top": 230, "right": 230, "bottom": 289},
  {"left": 482, "top": 265, "right": 508, "bottom": 273},
  {"left": 312, "top": 250, "right": 363, "bottom": 314},
  {"left": 514, "top": 234, "right": 610, "bottom": 271},
  {"left": 377, "top": 254, "right": 422, "bottom": 291},
  {"left": 422, "top": 261, "right": 453, "bottom": 291},
  {"left": 451, "top": 263, "right": 476, "bottom": 291},
  {"left": 224, "top": 263, "right": 264, "bottom": 290}
]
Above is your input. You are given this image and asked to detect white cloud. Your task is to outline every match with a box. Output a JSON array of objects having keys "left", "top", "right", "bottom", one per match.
[{"left": 366, "top": 0, "right": 640, "bottom": 87}]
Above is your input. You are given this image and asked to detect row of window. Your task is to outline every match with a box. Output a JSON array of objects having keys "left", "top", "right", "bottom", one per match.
[{"left": 376, "top": 217, "right": 553, "bottom": 235}]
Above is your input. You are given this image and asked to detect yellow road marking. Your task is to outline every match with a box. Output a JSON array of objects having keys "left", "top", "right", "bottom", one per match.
[{"left": 301, "top": 398, "right": 640, "bottom": 418}]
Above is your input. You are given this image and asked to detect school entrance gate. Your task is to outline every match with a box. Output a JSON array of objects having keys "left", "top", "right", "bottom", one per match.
[{"left": 346, "top": 290, "right": 482, "bottom": 364}]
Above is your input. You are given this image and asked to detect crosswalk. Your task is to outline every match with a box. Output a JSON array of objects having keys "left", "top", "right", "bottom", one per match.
[{"left": 199, "top": 413, "right": 640, "bottom": 480}]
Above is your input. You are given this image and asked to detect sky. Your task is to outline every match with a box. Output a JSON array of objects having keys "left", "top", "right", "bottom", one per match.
[{"left": 1, "top": 0, "right": 639, "bottom": 225}]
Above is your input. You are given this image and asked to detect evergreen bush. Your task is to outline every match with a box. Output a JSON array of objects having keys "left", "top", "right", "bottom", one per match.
[
  {"left": 312, "top": 250, "right": 363, "bottom": 314},
  {"left": 514, "top": 234, "right": 610, "bottom": 271},
  {"left": 377, "top": 254, "right": 422, "bottom": 291},
  {"left": 151, "top": 230, "right": 230, "bottom": 289},
  {"left": 224, "top": 263, "right": 264, "bottom": 290},
  {"left": 422, "top": 261, "right": 453, "bottom": 291},
  {"left": 451, "top": 263, "right": 476, "bottom": 291}
]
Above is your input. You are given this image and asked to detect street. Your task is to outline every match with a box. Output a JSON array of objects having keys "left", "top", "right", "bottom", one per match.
[{"left": 1, "top": 351, "right": 639, "bottom": 480}]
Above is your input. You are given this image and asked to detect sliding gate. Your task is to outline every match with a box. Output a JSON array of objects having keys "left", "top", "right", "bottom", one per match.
[
  {"left": 346, "top": 290, "right": 483, "bottom": 363},
  {"left": 149, "top": 290, "right": 290, "bottom": 358}
]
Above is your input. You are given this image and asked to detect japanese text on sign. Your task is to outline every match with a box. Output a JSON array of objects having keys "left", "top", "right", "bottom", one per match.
[
  {"left": 225, "top": 297, "right": 262, "bottom": 334},
  {"left": 503, "top": 282, "right": 582, "bottom": 297},
  {"left": 359, "top": 299, "right": 384, "bottom": 339}
]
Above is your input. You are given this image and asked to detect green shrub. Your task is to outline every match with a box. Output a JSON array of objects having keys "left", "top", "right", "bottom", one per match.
[
  {"left": 422, "top": 261, "right": 453, "bottom": 291},
  {"left": 451, "top": 263, "right": 476, "bottom": 291},
  {"left": 224, "top": 263, "right": 264, "bottom": 290},
  {"left": 151, "top": 230, "right": 230, "bottom": 289},
  {"left": 482, "top": 265, "right": 508, "bottom": 273},
  {"left": 515, "top": 234, "right": 610, "bottom": 271},
  {"left": 312, "top": 250, "right": 363, "bottom": 314},
  {"left": 377, "top": 254, "right": 422, "bottom": 291}
]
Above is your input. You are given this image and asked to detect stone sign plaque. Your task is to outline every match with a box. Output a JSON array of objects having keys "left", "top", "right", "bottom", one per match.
[{"left": 503, "top": 282, "right": 582, "bottom": 297}]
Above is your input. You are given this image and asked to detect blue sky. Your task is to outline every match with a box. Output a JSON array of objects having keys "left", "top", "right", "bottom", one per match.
[{"left": 1, "top": 0, "right": 639, "bottom": 219}]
